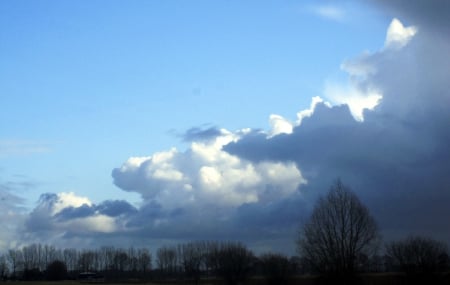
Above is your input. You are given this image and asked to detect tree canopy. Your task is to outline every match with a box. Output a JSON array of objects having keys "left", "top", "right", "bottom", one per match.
[{"left": 297, "top": 180, "right": 380, "bottom": 278}]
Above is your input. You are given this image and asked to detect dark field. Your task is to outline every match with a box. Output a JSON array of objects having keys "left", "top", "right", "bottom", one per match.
[{"left": 5, "top": 272, "right": 450, "bottom": 285}]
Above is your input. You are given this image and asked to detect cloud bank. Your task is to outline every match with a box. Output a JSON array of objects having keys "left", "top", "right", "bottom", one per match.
[{"left": 19, "top": 2, "right": 450, "bottom": 253}]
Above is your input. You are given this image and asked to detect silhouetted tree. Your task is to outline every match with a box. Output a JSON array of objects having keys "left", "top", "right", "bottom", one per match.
[
  {"left": 386, "top": 236, "right": 449, "bottom": 283},
  {"left": 178, "top": 242, "right": 205, "bottom": 284},
  {"left": 63, "top": 248, "right": 78, "bottom": 272},
  {"left": 7, "top": 249, "right": 22, "bottom": 279},
  {"left": 216, "top": 242, "right": 254, "bottom": 285},
  {"left": 0, "top": 255, "right": 9, "bottom": 280},
  {"left": 78, "top": 250, "right": 96, "bottom": 272},
  {"left": 46, "top": 260, "right": 68, "bottom": 281},
  {"left": 137, "top": 248, "right": 152, "bottom": 278},
  {"left": 297, "top": 180, "right": 380, "bottom": 283},
  {"left": 23, "top": 267, "right": 42, "bottom": 280},
  {"left": 156, "top": 246, "right": 178, "bottom": 277},
  {"left": 204, "top": 241, "right": 221, "bottom": 276},
  {"left": 259, "top": 253, "right": 291, "bottom": 285}
]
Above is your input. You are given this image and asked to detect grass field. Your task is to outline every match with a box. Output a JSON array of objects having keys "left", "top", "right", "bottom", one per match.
[{"left": 4, "top": 272, "right": 450, "bottom": 285}]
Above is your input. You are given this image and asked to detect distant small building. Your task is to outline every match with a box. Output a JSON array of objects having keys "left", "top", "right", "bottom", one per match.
[{"left": 78, "top": 272, "right": 104, "bottom": 283}]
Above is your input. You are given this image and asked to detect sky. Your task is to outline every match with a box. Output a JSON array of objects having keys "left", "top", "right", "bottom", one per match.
[{"left": 1, "top": 0, "right": 449, "bottom": 255}]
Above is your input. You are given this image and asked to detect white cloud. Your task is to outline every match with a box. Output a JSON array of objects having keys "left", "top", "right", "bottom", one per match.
[
  {"left": 51, "top": 192, "right": 92, "bottom": 215},
  {"left": 324, "top": 82, "right": 382, "bottom": 121},
  {"left": 268, "top": 114, "right": 293, "bottom": 137},
  {"left": 384, "top": 18, "right": 417, "bottom": 49}
]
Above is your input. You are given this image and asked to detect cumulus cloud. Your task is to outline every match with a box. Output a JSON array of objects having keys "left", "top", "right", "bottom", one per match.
[
  {"left": 324, "top": 81, "right": 382, "bottom": 121},
  {"left": 23, "top": 192, "right": 138, "bottom": 246},
  {"left": 384, "top": 18, "right": 417, "bottom": 50},
  {"left": 268, "top": 96, "right": 332, "bottom": 137},
  {"left": 268, "top": 114, "right": 293, "bottom": 137},
  {"left": 112, "top": 129, "right": 306, "bottom": 208}
]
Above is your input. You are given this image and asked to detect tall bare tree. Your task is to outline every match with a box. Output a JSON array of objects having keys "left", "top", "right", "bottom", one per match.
[
  {"left": 0, "top": 254, "right": 9, "bottom": 280},
  {"left": 62, "top": 248, "right": 78, "bottom": 272},
  {"left": 156, "top": 246, "right": 178, "bottom": 277},
  {"left": 297, "top": 180, "right": 379, "bottom": 279},
  {"left": 8, "top": 249, "right": 22, "bottom": 279},
  {"left": 177, "top": 241, "right": 205, "bottom": 284},
  {"left": 137, "top": 248, "right": 151, "bottom": 277},
  {"left": 216, "top": 242, "right": 254, "bottom": 285}
]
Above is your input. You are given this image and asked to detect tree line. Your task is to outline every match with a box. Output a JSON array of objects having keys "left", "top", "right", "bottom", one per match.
[
  {"left": 1, "top": 244, "right": 152, "bottom": 281},
  {"left": 0, "top": 180, "right": 449, "bottom": 284},
  {"left": 0, "top": 241, "right": 270, "bottom": 285}
]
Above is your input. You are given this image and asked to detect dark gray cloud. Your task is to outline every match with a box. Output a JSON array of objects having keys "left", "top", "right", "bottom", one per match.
[
  {"left": 33, "top": 194, "right": 138, "bottom": 221},
  {"left": 368, "top": 0, "right": 449, "bottom": 34},
  {"left": 96, "top": 200, "right": 138, "bottom": 217},
  {"left": 56, "top": 204, "right": 96, "bottom": 220},
  {"left": 225, "top": 17, "right": 450, "bottom": 243},
  {"left": 182, "top": 126, "right": 222, "bottom": 142}
]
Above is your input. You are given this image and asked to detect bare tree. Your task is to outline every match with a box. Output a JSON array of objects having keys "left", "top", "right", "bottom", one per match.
[
  {"left": 22, "top": 244, "right": 39, "bottom": 271},
  {"left": 156, "top": 246, "right": 178, "bottom": 277},
  {"left": 137, "top": 248, "right": 151, "bottom": 278},
  {"left": 7, "top": 249, "right": 22, "bottom": 279},
  {"left": 78, "top": 250, "right": 96, "bottom": 272},
  {"left": 177, "top": 241, "right": 205, "bottom": 284},
  {"left": 297, "top": 180, "right": 379, "bottom": 280},
  {"left": 216, "top": 242, "right": 254, "bottom": 285},
  {"left": 0, "top": 254, "right": 9, "bottom": 280},
  {"left": 386, "top": 236, "right": 449, "bottom": 274},
  {"left": 63, "top": 248, "right": 78, "bottom": 272},
  {"left": 113, "top": 249, "right": 129, "bottom": 272},
  {"left": 204, "top": 241, "right": 221, "bottom": 276},
  {"left": 259, "top": 253, "right": 291, "bottom": 285}
]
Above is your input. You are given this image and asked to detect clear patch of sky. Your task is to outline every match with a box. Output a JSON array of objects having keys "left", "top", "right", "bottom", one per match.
[{"left": 0, "top": 0, "right": 390, "bottom": 207}]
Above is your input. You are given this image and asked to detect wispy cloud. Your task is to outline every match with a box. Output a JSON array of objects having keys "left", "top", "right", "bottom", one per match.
[
  {"left": 0, "top": 139, "right": 51, "bottom": 157},
  {"left": 310, "top": 5, "right": 346, "bottom": 22}
]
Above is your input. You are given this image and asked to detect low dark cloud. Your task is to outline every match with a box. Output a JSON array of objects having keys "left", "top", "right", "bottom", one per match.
[
  {"left": 182, "top": 126, "right": 222, "bottom": 142},
  {"left": 54, "top": 200, "right": 138, "bottom": 221},
  {"left": 225, "top": 17, "right": 450, "bottom": 242},
  {"left": 56, "top": 204, "right": 95, "bottom": 220},
  {"left": 96, "top": 200, "right": 138, "bottom": 217}
]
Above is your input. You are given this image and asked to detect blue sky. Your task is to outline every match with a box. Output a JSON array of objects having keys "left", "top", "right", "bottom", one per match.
[
  {"left": 1, "top": 0, "right": 388, "bottom": 205},
  {"left": 1, "top": 0, "right": 449, "bottom": 254}
]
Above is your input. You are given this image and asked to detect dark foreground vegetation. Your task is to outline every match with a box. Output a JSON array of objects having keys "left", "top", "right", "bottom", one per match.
[{"left": 1, "top": 181, "right": 448, "bottom": 284}]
